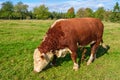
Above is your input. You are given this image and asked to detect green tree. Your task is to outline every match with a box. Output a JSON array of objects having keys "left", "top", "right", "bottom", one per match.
[
  {"left": 76, "top": 8, "right": 85, "bottom": 18},
  {"left": 94, "top": 7, "right": 105, "bottom": 20},
  {"left": 33, "top": 5, "right": 50, "bottom": 19},
  {"left": 27, "top": 11, "right": 34, "bottom": 19},
  {"left": 110, "top": 2, "right": 120, "bottom": 22},
  {"left": 50, "top": 12, "right": 66, "bottom": 19},
  {"left": 0, "top": 1, "right": 14, "bottom": 19},
  {"left": 13, "top": 2, "right": 28, "bottom": 19},
  {"left": 113, "top": 2, "right": 120, "bottom": 12},
  {"left": 104, "top": 10, "right": 112, "bottom": 21},
  {"left": 66, "top": 7, "right": 75, "bottom": 18},
  {"left": 84, "top": 8, "right": 93, "bottom": 17},
  {"left": 76, "top": 8, "right": 93, "bottom": 18}
]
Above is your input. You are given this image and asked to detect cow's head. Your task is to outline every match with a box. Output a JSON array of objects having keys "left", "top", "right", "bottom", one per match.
[{"left": 33, "top": 48, "right": 54, "bottom": 72}]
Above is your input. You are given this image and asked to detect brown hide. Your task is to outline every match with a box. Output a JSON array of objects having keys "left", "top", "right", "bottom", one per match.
[
  {"left": 38, "top": 24, "right": 65, "bottom": 53},
  {"left": 38, "top": 18, "right": 104, "bottom": 54}
]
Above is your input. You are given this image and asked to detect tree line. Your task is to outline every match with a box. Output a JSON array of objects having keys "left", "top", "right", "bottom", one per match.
[{"left": 0, "top": 1, "right": 120, "bottom": 22}]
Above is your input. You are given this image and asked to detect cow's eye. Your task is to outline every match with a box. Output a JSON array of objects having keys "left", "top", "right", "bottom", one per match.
[{"left": 40, "top": 55, "right": 44, "bottom": 60}]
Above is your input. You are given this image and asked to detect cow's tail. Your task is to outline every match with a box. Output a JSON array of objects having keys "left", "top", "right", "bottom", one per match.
[{"left": 100, "top": 39, "right": 107, "bottom": 49}]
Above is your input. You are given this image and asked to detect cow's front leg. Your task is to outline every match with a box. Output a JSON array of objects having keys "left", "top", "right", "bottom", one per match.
[
  {"left": 51, "top": 55, "right": 57, "bottom": 66},
  {"left": 71, "top": 52, "right": 79, "bottom": 71}
]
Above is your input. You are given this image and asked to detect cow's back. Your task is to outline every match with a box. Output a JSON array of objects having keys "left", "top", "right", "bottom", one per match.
[{"left": 59, "top": 18, "right": 104, "bottom": 46}]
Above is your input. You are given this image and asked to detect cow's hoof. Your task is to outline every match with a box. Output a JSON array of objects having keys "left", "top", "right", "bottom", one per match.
[
  {"left": 87, "top": 61, "right": 91, "bottom": 65},
  {"left": 73, "top": 63, "right": 79, "bottom": 71}
]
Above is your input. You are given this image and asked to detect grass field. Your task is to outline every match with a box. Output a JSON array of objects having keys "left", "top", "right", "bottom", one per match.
[{"left": 0, "top": 20, "right": 120, "bottom": 80}]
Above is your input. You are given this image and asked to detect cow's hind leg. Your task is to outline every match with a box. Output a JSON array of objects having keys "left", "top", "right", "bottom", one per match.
[
  {"left": 87, "top": 41, "right": 100, "bottom": 65},
  {"left": 81, "top": 47, "right": 87, "bottom": 63}
]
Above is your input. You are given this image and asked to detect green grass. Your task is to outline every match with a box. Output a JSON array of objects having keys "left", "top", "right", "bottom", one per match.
[{"left": 0, "top": 20, "right": 120, "bottom": 80}]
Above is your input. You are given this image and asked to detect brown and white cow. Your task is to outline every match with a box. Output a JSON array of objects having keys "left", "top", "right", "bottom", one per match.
[{"left": 33, "top": 18, "right": 106, "bottom": 72}]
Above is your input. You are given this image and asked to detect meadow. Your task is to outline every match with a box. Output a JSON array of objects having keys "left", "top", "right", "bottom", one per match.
[{"left": 0, "top": 20, "right": 120, "bottom": 80}]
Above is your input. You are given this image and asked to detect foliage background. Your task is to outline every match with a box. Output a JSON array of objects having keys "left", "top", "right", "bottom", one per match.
[{"left": 0, "top": 1, "right": 120, "bottom": 22}]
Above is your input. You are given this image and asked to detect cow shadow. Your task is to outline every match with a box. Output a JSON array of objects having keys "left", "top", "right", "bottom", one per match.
[
  {"left": 44, "top": 45, "right": 110, "bottom": 71},
  {"left": 77, "top": 45, "right": 110, "bottom": 66}
]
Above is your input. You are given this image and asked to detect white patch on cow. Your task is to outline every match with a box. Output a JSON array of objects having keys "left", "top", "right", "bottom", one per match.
[
  {"left": 73, "top": 63, "right": 79, "bottom": 71},
  {"left": 90, "top": 41, "right": 96, "bottom": 45},
  {"left": 55, "top": 48, "right": 72, "bottom": 58},
  {"left": 87, "top": 54, "right": 94, "bottom": 65},
  {"left": 33, "top": 48, "right": 54, "bottom": 72},
  {"left": 51, "top": 19, "right": 66, "bottom": 28}
]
